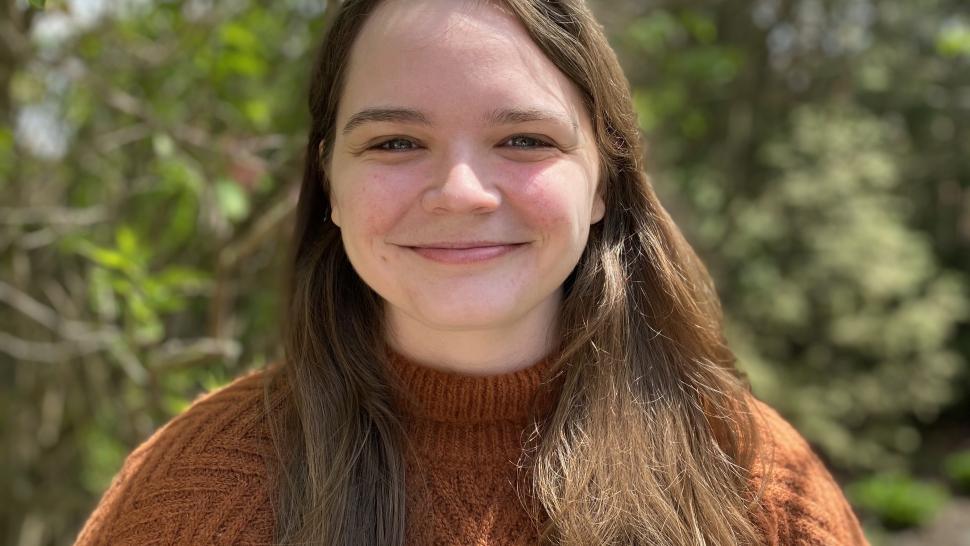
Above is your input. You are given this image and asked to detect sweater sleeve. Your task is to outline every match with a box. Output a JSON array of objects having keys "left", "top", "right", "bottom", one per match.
[
  {"left": 748, "top": 397, "right": 871, "bottom": 546},
  {"left": 72, "top": 370, "right": 278, "bottom": 546}
]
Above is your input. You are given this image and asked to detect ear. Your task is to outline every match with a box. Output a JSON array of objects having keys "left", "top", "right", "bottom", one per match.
[
  {"left": 591, "top": 191, "right": 605, "bottom": 224},
  {"left": 330, "top": 204, "right": 342, "bottom": 227},
  {"left": 318, "top": 138, "right": 341, "bottom": 227}
]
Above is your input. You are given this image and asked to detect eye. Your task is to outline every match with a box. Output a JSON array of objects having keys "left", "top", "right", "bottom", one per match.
[
  {"left": 372, "top": 138, "right": 419, "bottom": 151},
  {"left": 503, "top": 135, "right": 554, "bottom": 149}
]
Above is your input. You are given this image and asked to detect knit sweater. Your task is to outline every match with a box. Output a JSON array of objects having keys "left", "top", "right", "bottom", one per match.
[{"left": 74, "top": 350, "right": 870, "bottom": 545}]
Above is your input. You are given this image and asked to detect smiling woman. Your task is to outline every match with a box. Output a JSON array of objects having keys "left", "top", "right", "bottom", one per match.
[
  {"left": 326, "top": 1, "right": 604, "bottom": 374},
  {"left": 73, "top": 0, "right": 870, "bottom": 545}
]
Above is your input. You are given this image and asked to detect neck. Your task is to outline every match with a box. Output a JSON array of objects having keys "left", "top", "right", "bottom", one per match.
[{"left": 385, "top": 290, "right": 561, "bottom": 377}]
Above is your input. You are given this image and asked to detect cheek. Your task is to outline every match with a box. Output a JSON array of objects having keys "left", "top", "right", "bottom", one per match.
[
  {"left": 508, "top": 163, "right": 592, "bottom": 233},
  {"left": 336, "top": 169, "right": 418, "bottom": 235}
]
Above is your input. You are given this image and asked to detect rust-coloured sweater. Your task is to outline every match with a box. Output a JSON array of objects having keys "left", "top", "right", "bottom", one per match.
[{"left": 74, "top": 350, "right": 870, "bottom": 545}]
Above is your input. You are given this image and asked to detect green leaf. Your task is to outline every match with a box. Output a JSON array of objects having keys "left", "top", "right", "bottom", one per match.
[
  {"left": 157, "top": 157, "right": 205, "bottom": 193},
  {"left": 109, "top": 277, "right": 132, "bottom": 296},
  {"left": 155, "top": 265, "right": 210, "bottom": 290},
  {"left": 215, "top": 178, "right": 250, "bottom": 222},
  {"left": 29, "top": 0, "right": 45, "bottom": 9},
  {"left": 133, "top": 319, "right": 164, "bottom": 345},
  {"left": 936, "top": 23, "right": 970, "bottom": 58},
  {"left": 165, "top": 191, "right": 198, "bottom": 249},
  {"left": 243, "top": 99, "right": 271, "bottom": 129},
  {"left": 219, "top": 22, "right": 260, "bottom": 51},
  {"left": 152, "top": 133, "right": 175, "bottom": 158},
  {"left": 76, "top": 241, "right": 138, "bottom": 276},
  {"left": 217, "top": 52, "right": 267, "bottom": 78},
  {"left": 115, "top": 225, "right": 139, "bottom": 257},
  {"left": 88, "top": 268, "right": 119, "bottom": 321},
  {"left": 127, "top": 291, "right": 164, "bottom": 344},
  {"left": 142, "top": 276, "right": 191, "bottom": 313}
]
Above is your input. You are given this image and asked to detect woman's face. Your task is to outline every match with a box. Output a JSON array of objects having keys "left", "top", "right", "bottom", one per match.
[{"left": 328, "top": 0, "right": 604, "bottom": 335}]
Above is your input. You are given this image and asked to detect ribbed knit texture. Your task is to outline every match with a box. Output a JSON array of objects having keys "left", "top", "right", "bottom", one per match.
[
  {"left": 385, "top": 348, "right": 559, "bottom": 545},
  {"left": 74, "top": 352, "right": 869, "bottom": 545}
]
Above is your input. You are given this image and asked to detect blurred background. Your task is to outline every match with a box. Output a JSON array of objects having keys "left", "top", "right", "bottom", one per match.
[{"left": 1, "top": 0, "right": 967, "bottom": 544}]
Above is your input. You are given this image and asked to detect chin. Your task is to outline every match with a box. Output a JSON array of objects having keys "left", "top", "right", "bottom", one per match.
[{"left": 414, "top": 301, "right": 521, "bottom": 329}]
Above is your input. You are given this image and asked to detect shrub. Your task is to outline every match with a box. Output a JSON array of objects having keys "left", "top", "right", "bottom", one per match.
[
  {"left": 943, "top": 450, "right": 970, "bottom": 494},
  {"left": 846, "top": 472, "right": 950, "bottom": 530}
]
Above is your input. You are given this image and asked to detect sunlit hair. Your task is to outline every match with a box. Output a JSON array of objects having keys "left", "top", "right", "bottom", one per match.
[{"left": 264, "top": 0, "right": 773, "bottom": 543}]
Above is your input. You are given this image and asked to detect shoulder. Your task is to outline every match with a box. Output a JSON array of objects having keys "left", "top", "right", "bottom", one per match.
[
  {"left": 746, "top": 395, "right": 870, "bottom": 546},
  {"left": 74, "top": 365, "right": 285, "bottom": 546}
]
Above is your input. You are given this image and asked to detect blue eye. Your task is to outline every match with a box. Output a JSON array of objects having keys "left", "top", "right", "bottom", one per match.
[
  {"left": 505, "top": 135, "right": 553, "bottom": 148},
  {"left": 370, "top": 135, "right": 553, "bottom": 152},
  {"left": 373, "top": 138, "right": 418, "bottom": 151}
]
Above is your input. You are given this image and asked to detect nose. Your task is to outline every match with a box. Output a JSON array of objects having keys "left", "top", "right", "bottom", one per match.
[{"left": 421, "top": 156, "right": 500, "bottom": 215}]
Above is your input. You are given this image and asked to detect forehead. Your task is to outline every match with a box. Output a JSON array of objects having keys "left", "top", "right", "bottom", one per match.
[{"left": 338, "top": 0, "right": 589, "bottom": 130}]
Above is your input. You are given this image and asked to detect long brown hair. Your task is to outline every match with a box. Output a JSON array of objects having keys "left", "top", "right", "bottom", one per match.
[{"left": 265, "top": 0, "right": 772, "bottom": 544}]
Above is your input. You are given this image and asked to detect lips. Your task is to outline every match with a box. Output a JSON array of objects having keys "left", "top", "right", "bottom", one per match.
[
  {"left": 406, "top": 242, "right": 526, "bottom": 264},
  {"left": 408, "top": 241, "right": 522, "bottom": 249}
]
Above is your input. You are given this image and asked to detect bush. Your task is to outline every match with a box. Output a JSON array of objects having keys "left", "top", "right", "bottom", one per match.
[
  {"left": 846, "top": 472, "right": 950, "bottom": 530},
  {"left": 943, "top": 450, "right": 970, "bottom": 494}
]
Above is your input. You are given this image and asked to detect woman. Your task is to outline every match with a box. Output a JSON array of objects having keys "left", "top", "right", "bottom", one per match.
[{"left": 75, "top": 0, "right": 870, "bottom": 544}]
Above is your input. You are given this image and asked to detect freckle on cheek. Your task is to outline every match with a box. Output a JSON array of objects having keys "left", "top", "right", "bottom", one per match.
[
  {"left": 530, "top": 197, "right": 567, "bottom": 228},
  {"left": 522, "top": 181, "right": 570, "bottom": 225}
]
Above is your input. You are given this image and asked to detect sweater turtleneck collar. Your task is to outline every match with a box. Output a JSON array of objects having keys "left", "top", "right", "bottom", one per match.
[{"left": 384, "top": 346, "right": 561, "bottom": 424}]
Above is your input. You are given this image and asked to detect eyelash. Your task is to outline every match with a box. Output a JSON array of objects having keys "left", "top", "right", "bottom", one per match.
[{"left": 371, "top": 135, "right": 554, "bottom": 152}]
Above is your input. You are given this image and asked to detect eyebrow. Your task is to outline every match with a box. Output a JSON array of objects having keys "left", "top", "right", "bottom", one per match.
[
  {"left": 484, "top": 107, "right": 579, "bottom": 132},
  {"left": 341, "top": 108, "right": 431, "bottom": 136},
  {"left": 340, "top": 106, "right": 578, "bottom": 136}
]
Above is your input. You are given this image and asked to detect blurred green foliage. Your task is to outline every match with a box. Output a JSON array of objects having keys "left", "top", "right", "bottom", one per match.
[
  {"left": 847, "top": 473, "right": 951, "bottom": 529},
  {"left": 944, "top": 450, "right": 970, "bottom": 493},
  {"left": 1, "top": 0, "right": 967, "bottom": 544},
  {"left": 612, "top": 0, "right": 969, "bottom": 474}
]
